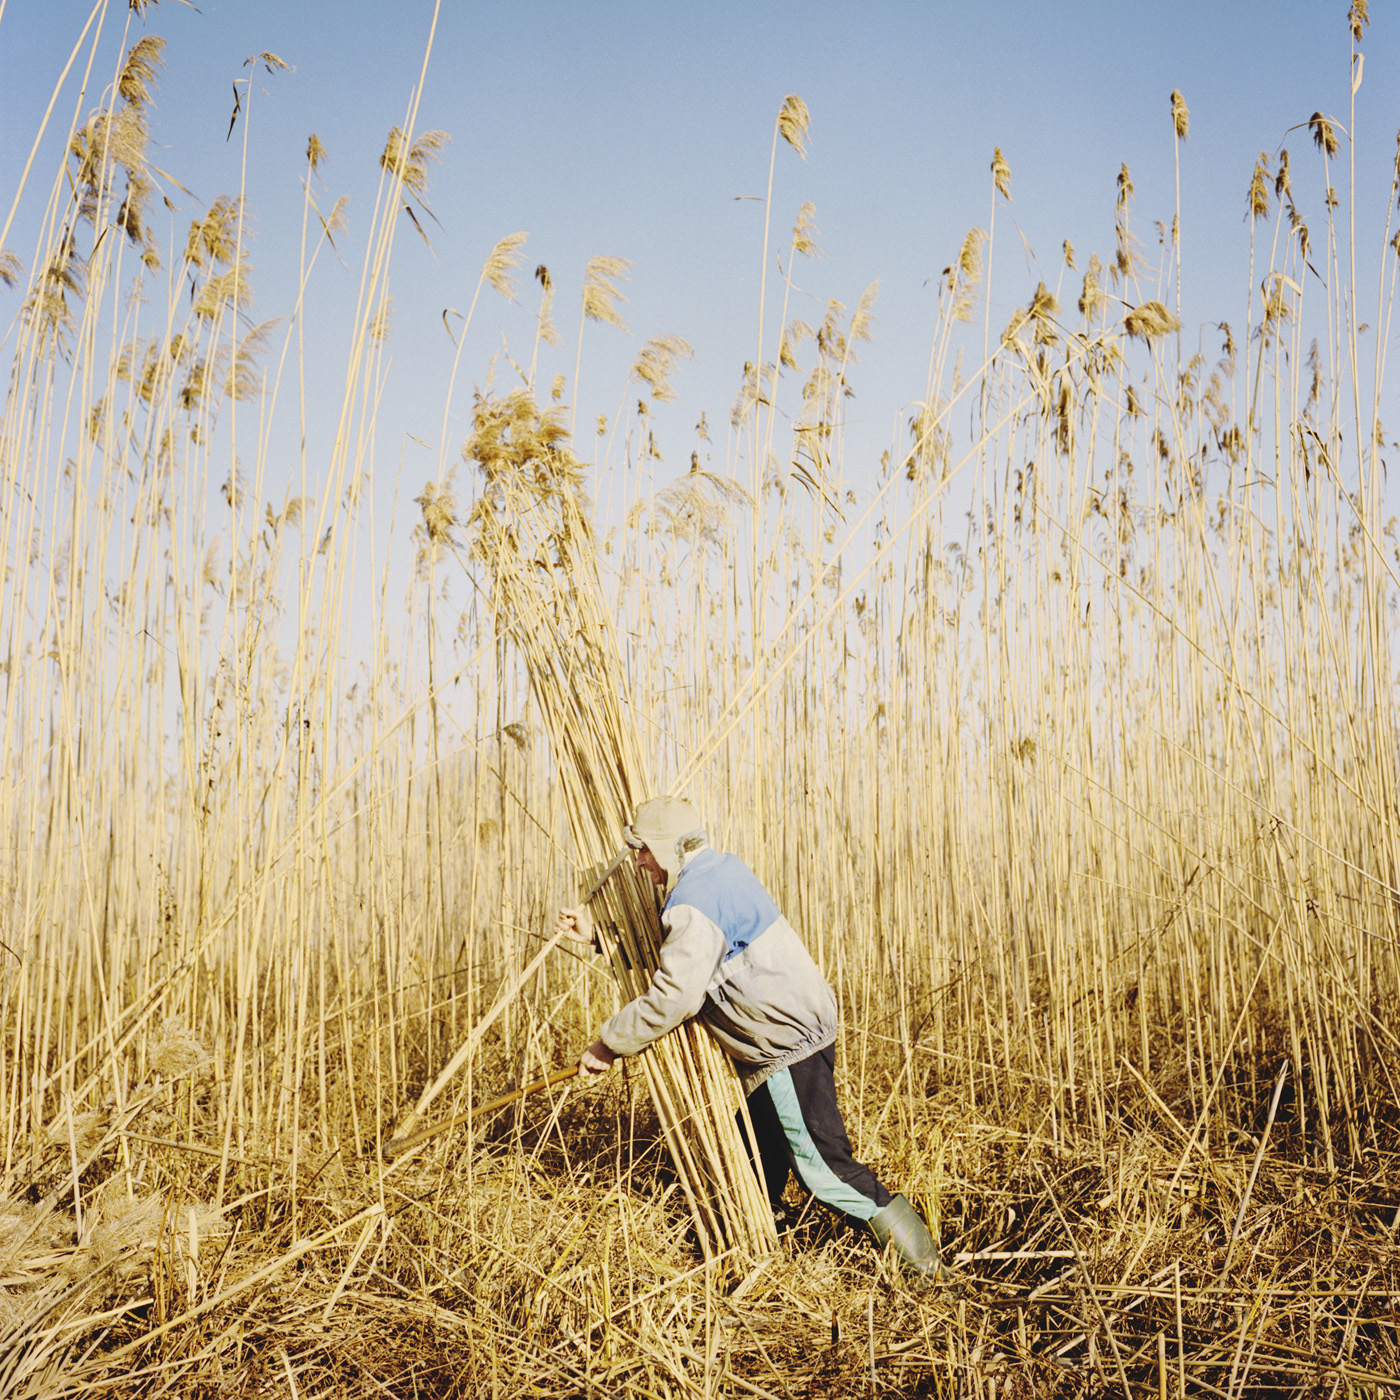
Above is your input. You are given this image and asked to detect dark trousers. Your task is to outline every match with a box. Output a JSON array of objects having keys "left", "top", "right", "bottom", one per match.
[{"left": 741, "top": 1043, "right": 892, "bottom": 1222}]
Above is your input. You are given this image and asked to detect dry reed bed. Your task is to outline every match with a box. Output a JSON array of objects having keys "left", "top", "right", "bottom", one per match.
[
  {"left": 3, "top": 1068, "right": 1400, "bottom": 1397},
  {"left": 4, "top": 2, "right": 1400, "bottom": 1395}
]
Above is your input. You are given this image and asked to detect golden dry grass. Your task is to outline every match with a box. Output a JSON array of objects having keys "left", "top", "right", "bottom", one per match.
[{"left": 3, "top": 6, "right": 1400, "bottom": 1397}]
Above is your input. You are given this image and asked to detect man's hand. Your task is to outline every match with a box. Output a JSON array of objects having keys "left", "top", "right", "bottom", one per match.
[
  {"left": 555, "top": 906, "right": 594, "bottom": 947},
  {"left": 579, "top": 1038, "right": 616, "bottom": 1075}
]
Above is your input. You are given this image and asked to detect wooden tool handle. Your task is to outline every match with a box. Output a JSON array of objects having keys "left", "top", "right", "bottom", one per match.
[{"left": 383, "top": 1063, "right": 581, "bottom": 1158}]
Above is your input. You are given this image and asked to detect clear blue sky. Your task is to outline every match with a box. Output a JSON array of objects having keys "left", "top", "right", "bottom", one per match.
[{"left": 2, "top": 1, "right": 1396, "bottom": 584}]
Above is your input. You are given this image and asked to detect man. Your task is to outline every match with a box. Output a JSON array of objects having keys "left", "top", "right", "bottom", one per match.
[{"left": 555, "top": 795, "right": 946, "bottom": 1283}]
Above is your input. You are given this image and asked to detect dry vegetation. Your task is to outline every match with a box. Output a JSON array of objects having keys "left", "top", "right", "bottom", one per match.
[{"left": 4, "top": 1, "right": 1400, "bottom": 1395}]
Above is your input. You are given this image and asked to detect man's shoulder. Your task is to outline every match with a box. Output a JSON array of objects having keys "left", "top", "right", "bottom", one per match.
[
  {"left": 669, "top": 850, "right": 781, "bottom": 927},
  {"left": 671, "top": 848, "right": 752, "bottom": 894}
]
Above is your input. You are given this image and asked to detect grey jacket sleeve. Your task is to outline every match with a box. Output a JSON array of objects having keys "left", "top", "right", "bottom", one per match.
[{"left": 598, "top": 904, "right": 725, "bottom": 1056}]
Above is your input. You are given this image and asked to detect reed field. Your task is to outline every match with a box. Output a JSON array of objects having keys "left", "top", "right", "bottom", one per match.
[{"left": 4, "top": 2, "right": 1400, "bottom": 1395}]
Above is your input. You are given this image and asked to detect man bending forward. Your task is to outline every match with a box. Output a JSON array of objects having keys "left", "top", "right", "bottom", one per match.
[{"left": 556, "top": 796, "right": 945, "bottom": 1282}]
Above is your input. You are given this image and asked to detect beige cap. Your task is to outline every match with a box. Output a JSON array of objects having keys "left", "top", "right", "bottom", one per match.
[{"left": 623, "top": 796, "right": 705, "bottom": 858}]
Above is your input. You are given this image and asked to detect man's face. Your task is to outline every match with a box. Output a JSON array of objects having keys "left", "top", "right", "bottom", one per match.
[{"left": 635, "top": 844, "right": 667, "bottom": 888}]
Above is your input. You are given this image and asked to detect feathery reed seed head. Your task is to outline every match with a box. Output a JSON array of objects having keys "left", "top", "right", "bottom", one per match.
[
  {"left": 70, "top": 104, "right": 151, "bottom": 225},
  {"left": 380, "top": 127, "right": 450, "bottom": 197},
  {"left": 640, "top": 467, "right": 754, "bottom": 542},
  {"left": 148, "top": 1016, "right": 211, "bottom": 1079},
  {"left": 536, "top": 280, "right": 560, "bottom": 348},
  {"left": 225, "top": 320, "right": 276, "bottom": 400},
  {"left": 185, "top": 195, "right": 242, "bottom": 270},
  {"left": 631, "top": 335, "right": 694, "bottom": 402},
  {"left": 193, "top": 258, "right": 252, "bottom": 320},
  {"left": 1260, "top": 272, "right": 1298, "bottom": 328},
  {"left": 850, "top": 281, "right": 879, "bottom": 345},
  {"left": 792, "top": 201, "right": 820, "bottom": 258},
  {"left": 778, "top": 321, "right": 804, "bottom": 370},
  {"left": 1309, "top": 112, "right": 1338, "bottom": 158},
  {"left": 463, "top": 389, "right": 587, "bottom": 550},
  {"left": 1124, "top": 300, "right": 1180, "bottom": 341},
  {"left": 246, "top": 51, "right": 289, "bottom": 76},
  {"left": 118, "top": 36, "right": 166, "bottom": 109},
  {"left": 956, "top": 226, "right": 986, "bottom": 282},
  {"left": 1248, "top": 154, "right": 1272, "bottom": 219},
  {"left": 1029, "top": 282, "right": 1058, "bottom": 328},
  {"left": 1116, "top": 162, "right": 1134, "bottom": 209},
  {"left": 23, "top": 236, "right": 85, "bottom": 344},
  {"left": 484, "top": 232, "right": 528, "bottom": 300},
  {"left": 582, "top": 255, "right": 631, "bottom": 331},
  {"left": 905, "top": 402, "right": 950, "bottom": 481},
  {"left": 1000, "top": 306, "right": 1028, "bottom": 351},
  {"left": 415, "top": 479, "right": 457, "bottom": 546},
  {"left": 1170, "top": 89, "right": 1189, "bottom": 141},
  {"left": 778, "top": 94, "right": 810, "bottom": 157},
  {"left": 992, "top": 147, "right": 1012, "bottom": 200}
]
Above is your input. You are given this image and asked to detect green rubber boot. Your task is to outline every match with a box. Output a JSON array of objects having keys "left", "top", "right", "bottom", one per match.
[{"left": 868, "top": 1195, "right": 950, "bottom": 1285}]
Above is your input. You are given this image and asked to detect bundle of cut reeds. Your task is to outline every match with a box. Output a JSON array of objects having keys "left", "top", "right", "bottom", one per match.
[{"left": 457, "top": 385, "right": 776, "bottom": 1259}]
